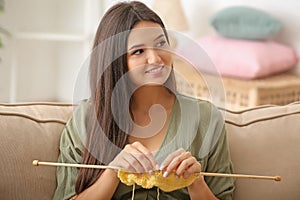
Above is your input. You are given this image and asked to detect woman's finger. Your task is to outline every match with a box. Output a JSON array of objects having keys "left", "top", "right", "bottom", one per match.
[
  {"left": 165, "top": 151, "right": 191, "bottom": 175},
  {"left": 110, "top": 150, "right": 142, "bottom": 173},
  {"left": 160, "top": 148, "right": 185, "bottom": 170},
  {"left": 176, "top": 157, "right": 200, "bottom": 178},
  {"left": 121, "top": 151, "right": 146, "bottom": 173},
  {"left": 112, "top": 142, "right": 158, "bottom": 173},
  {"left": 131, "top": 142, "right": 159, "bottom": 171}
]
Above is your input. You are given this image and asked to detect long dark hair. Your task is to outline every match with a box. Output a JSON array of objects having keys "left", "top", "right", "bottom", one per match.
[{"left": 75, "top": 1, "right": 176, "bottom": 193}]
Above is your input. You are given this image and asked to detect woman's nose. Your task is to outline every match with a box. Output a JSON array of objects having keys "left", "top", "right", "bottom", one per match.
[{"left": 146, "top": 49, "right": 162, "bottom": 64}]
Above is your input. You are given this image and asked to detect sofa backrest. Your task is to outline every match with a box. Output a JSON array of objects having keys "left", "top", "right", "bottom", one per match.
[
  {"left": 0, "top": 102, "right": 300, "bottom": 200},
  {"left": 224, "top": 102, "right": 300, "bottom": 200},
  {"left": 0, "top": 103, "right": 73, "bottom": 200}
]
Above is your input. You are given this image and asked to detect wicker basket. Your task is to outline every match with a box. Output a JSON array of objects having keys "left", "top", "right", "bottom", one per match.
[{"left": 174, "top": 59, "right": 300, "bottom": 110}]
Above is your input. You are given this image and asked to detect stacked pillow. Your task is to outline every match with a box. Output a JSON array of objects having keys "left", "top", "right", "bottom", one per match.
[
  {"left": 210, "top": 6, "right": 281, "bottom": 40},
  {"left": 197, "top": 6, "right": 298, "bottom": 79}
]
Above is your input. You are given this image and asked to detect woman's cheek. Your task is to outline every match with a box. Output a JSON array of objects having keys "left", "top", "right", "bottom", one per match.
[{"left": 128, "top": 66, "right": 146, "bottom": 86}]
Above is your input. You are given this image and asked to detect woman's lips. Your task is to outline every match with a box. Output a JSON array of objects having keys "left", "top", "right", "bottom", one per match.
[{"left": 145, "top": 65, "right": 164, "bottom": 74}]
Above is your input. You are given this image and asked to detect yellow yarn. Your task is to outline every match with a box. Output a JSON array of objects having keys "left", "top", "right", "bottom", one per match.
[{"left": 118, "top": 170, "right": 200, "bottom": 192}]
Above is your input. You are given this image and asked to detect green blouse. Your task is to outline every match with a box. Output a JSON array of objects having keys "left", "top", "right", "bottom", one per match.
[{"left": 53, "top": 94, "right": 235, "bottom": 200}]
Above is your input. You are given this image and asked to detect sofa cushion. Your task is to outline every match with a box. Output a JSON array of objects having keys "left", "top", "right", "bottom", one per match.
[
  {"left": 223, "top": 102, "right": 300, "bottom": 200},
  {"left": 0, "top": 103, "right": 73, "bottom": 200}
]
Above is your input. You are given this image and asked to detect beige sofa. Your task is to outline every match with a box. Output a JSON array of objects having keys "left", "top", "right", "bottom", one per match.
[{"left": 1, "top": 101, "right": 300, "bottom": 200}]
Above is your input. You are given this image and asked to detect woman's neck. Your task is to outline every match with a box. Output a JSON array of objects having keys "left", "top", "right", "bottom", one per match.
[
  {"left": 131, "top": 85, "right": 175, "bottom": 113},
  {"left": 129, "top": 85, "right": 176, "bottom": 152}
]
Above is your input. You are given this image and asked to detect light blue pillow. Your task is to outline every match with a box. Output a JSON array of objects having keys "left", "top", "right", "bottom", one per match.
[{"left": 211, "top": 6, "right": 282, "bottom": 40}]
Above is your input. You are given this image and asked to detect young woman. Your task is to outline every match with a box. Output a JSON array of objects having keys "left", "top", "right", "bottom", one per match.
[{"left": 54, "top": 1, "right": 235, "bottom": 200}]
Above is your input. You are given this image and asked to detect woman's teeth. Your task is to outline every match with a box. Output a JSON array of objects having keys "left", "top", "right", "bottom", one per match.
[{"left": 147, "top": 66, "right": 163, "bottom": 73}]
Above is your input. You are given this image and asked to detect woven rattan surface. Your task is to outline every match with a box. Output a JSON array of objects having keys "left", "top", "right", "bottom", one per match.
[{"left": 174, "top": 58, "right": 300, "bottom": 110}]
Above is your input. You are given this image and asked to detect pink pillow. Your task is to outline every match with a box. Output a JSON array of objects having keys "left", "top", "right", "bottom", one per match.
[{"left": 197, "top": 35, "right": 298, "bottom": 79}]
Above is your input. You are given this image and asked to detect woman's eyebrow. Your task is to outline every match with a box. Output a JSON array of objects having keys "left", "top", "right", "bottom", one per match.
[
  {"left": 153, "top": 34, "right": 164, "bottom": 41},
  {"left": 128, "top": 44, "right": 145, "bottom": 51},
  {"left": 128, "top": 34, "right": 165, "bottom": 51}
]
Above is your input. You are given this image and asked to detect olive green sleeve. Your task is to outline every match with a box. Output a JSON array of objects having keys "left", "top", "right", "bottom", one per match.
[
  {"left": 204, "top": 106, "right": 235, "bottom": 200},
  {"left": 53, "top": 101, "right": 89, "bottom": 200}
]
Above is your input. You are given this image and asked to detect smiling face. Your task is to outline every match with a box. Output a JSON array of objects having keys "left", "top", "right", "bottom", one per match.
[{"left": 126, "top": 21, "right": 173, "bottom": 86}]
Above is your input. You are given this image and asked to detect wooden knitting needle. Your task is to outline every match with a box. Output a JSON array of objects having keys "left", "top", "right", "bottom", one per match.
[
  {"left": 32, "top": 160, "right": 281, "bottom": 181},
  {"left": 200, "top": 172, "right": 281, "bottom": 181},
  {"left": 32, "top": 160, "right": 121, "bottom": 171}
]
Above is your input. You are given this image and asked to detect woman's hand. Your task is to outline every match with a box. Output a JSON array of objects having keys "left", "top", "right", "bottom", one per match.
[
  {"left": 160, "top": 148, "right": 201, "bottom": 179},
  {"left": 109, "top": 141, "right": 159, "bottom": 173}
]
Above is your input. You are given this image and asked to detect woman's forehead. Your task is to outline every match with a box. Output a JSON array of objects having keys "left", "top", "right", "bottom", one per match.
[{"left": 127, "top": 21, "right": 165, "bottom": 47}]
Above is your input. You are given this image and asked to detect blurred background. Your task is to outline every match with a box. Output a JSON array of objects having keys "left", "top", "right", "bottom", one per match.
[{"left": 0, "top": 0, "right": 299, "bottom": 105}]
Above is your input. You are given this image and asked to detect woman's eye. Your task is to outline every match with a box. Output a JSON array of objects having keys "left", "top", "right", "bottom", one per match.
[
  {"left": 157, "top": 40, "right": 167, "bottom": 47},
  {"left": 132, "top": 49, "right": 143, "bottom": 55}
]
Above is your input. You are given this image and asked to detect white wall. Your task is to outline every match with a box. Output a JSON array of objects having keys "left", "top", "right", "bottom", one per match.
[{"left": 0, "top": 0, "right": 101, "bottom": 103}]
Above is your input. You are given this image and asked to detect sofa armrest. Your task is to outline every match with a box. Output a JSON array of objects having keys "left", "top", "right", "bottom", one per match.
[
  {"left": 0, "top": 103, "right": 73, "bottom": 200},
  {"left": 224, "top": 102, "right": 300, "bottom": 200}
]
